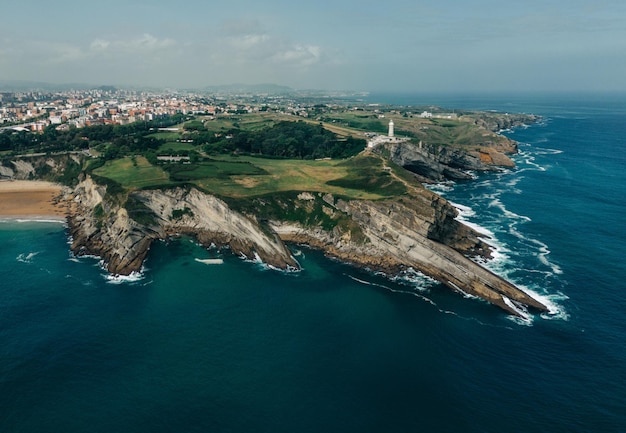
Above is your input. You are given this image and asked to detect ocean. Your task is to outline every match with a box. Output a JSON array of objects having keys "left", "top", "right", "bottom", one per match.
[{"left": 1, "top": 93, "right": 625, "bottom": 432}]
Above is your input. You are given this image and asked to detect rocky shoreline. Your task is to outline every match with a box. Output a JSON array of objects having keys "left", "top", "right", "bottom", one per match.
[{"left": 64, "top": 173, "right": 548, "bottom": 317}]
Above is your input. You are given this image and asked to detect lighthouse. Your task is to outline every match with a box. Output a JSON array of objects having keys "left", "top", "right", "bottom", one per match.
[{"left": 388, "top": 119, "right": 394, "bottom": 138}]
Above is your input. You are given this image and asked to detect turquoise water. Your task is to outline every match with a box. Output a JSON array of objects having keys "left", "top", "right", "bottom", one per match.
[{"left": 1, "top": 94, "right": 625, "bottom": 432}]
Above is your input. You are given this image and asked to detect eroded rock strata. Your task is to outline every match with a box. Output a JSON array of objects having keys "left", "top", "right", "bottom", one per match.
[{"left": 66, "top": 175, "right": 548, "bottom": 316}]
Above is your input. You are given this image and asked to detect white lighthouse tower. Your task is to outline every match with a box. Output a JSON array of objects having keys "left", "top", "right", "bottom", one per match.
[{"left": 388, "top": 119, "right": 394, "bottom": 138}]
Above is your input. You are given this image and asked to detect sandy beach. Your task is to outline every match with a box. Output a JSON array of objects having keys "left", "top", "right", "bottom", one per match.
[{"left": 0, "top": 180, "right": 66, "bottom": 220}]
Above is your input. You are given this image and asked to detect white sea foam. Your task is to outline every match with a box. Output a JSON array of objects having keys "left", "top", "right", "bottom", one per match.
[
  {"left": 462, "top": 217, "right": 496, "bottom": 239},
  {"left": 105, "top": 270, "right": 145, "bottom": 284},
  {"left": 488, "top": 197, "right": 532, "bottom": 222},
  {"left": 450, "top": 201, "right": 475, "bottom": 217},
  {"left": 447, "top": 281, "right": 481, "bottom": 301},
  {"left": 508, "top": 226, "right": 563, "bottom": 275},
  {"left": 539, "top": 292, "right": 571, "bottom": 322},
  {"left": 16, "top": 251, "right": 40, "bottom": 263},
  {"left": 515, "top": 149, "right": 547, "bottom": 172},
  {"left": 504, "top": 176, "right": 523, "bottom": 193},
  {"left": 509, "top": 281, "right": 570, "bottom": 322},
  {"left": 502, "top": 295, "right": 532, "bottom": 323},
  {"left": 425, "top": 182, "right": 455, "bottom": 195},
  {"left": 533, "top": 147, "right": 564, "bottom": 155},
  {"left": 391, "top": 267, "right": 437, "bottom": 290},
  {"left": 347, "top": 274, "right": 440, "bottom": 309},
  {"left": 247, "top": 252, "right": 300, "bottom": 273}
]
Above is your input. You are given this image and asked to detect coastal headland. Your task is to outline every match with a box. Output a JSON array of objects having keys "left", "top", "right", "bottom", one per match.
[{"left": 0, "top": 90, "right": 547, "bottom": 316}]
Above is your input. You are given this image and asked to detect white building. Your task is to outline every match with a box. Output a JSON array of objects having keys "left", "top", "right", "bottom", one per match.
[{"left": 388, "top": 119, "right": 394, "bottom": 138}]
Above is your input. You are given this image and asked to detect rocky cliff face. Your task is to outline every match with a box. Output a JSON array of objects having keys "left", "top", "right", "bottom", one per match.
[
  {"left": 66, "top": 175, "right": 547, "bottom": 317},
  {"left": 67, "top": 176, "right": 299, "bottom": 276},
  {"left": 1, "top": 154, "right": 83, "bottom": 181},
  {"left": 379, "top": 140, "right": 517, "bottom": 182}
]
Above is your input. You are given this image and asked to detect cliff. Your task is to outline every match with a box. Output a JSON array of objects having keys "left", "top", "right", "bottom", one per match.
[
  {"left": 270, "top": 192, "right": 547, "bottom": 317},
  {"left": 67, "top": 176, "right": 299, "bottom": 275},
  {"left": 65, "top": 175, "right": 547, "bottom": 317},
  {"left": 378, "top": 139, "right": 517, "bottom": 182}
]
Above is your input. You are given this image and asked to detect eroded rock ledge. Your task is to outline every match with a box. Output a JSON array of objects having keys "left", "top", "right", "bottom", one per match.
[{"left": 65, "top": 175, "right": 548, "bottom": 317}]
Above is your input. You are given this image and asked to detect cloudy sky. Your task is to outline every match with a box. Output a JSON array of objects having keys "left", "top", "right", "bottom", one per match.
[{"left": 2, "top": 0, "right": 625, "bottom": 92}]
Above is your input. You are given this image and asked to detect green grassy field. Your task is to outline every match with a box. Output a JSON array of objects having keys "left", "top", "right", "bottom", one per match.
[
  {"left": 92, "top": 156, "right": 173, "bottom": 189},
  {"left": 91, "top": 150, "right": 408, "bottom": 201},
  {"left": 166, "top": 159, "right": 267, "bottom": 181},
  {"left": 191, "top": 154, "right": 407, "bottom": 199}
]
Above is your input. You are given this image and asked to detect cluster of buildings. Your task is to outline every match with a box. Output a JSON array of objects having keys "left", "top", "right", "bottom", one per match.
[
  {"left": 0, "top": 88, "right": 372, "bottom": 134},
  {"left": 0, "top": 89, "right": 242, "bottom": 133}
]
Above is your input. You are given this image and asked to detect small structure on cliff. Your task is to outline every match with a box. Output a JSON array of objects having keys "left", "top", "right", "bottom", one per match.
[{"left": 367, "top": 118, "right": 408, "bottom": 149}]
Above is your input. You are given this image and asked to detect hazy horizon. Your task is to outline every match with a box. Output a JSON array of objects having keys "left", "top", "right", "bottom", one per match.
[{"left": 2, "top": 1, "right": 625, "bottom": 94}]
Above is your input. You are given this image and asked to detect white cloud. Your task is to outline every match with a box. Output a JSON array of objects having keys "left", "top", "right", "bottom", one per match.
[{"left": 89, "top": 33, "right": 176, "bottom": 53}]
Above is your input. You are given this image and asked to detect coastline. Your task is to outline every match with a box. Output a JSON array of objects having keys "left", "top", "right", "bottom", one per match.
[{"left": 0, "top": 180, "right": 67, "bottom": 222}]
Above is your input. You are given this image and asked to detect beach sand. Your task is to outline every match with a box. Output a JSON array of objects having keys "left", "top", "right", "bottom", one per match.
[{"left": 0, "top": 180, "right": 66, "bottom": 220}]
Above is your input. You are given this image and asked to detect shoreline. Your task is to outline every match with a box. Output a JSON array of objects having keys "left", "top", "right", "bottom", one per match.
[{"left": 0, "top": 180, "right": 67, "bottom": 221}]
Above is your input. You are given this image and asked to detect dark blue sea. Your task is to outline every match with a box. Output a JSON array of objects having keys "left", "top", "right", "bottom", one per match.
[{"left": 1, "top": 93, "right": 625, "bottom": 432}]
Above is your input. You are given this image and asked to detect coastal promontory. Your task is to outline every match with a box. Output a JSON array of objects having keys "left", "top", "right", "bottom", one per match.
[{"left": 0, "top": 98, "right": 547, "bottom": 316}]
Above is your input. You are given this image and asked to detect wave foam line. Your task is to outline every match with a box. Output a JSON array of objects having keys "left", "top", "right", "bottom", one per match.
[
  {"left": 508, "top": 226, "right": 563, "bottom": 275},
  {"left": 515, "top": 149, "right": 548, "bottom": 172},
  {"left": 347, "top": 274, "right": 440, "bottom": 309},
  {"left": 488, "top": 198, "right": 532, "bottom": 222}
]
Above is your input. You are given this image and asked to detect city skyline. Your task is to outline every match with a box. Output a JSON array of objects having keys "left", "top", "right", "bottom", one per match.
[{"left": 2, "top": 0, "right": 625, "bottom": 93}]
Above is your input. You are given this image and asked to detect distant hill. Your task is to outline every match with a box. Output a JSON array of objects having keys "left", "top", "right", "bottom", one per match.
[{"left": 0, "top": 80, "right": 97, "bottom": 92}]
